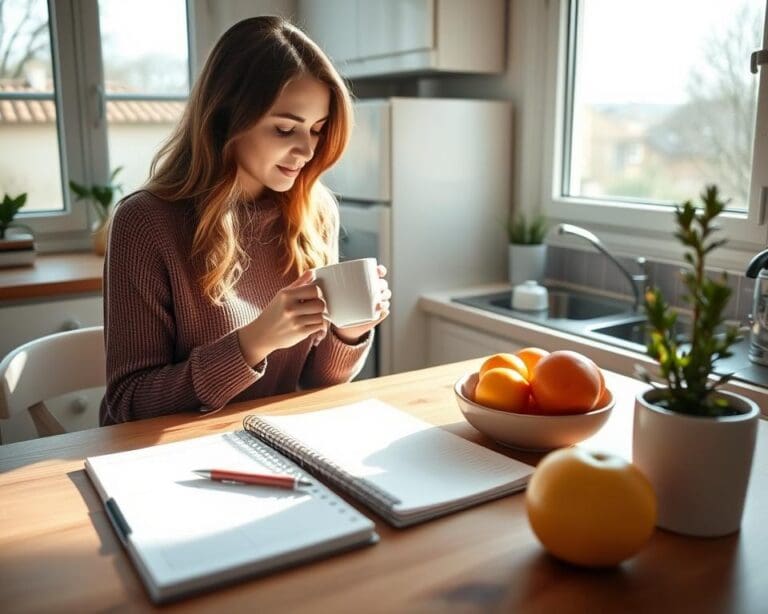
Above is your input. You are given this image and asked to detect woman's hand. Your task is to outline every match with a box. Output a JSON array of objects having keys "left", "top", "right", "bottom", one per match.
[
  {"left": 332, "top": 264, "right": 391, "bottom": 344},
  {"left": 237, "top": 269, "right": 328, "bottom": 366}
]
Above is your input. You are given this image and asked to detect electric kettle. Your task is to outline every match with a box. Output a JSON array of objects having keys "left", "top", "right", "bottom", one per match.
[{"left": 745, "top": 248, "right": 768, "bottom": 365}]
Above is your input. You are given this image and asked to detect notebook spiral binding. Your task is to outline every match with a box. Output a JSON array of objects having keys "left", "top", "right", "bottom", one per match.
[{"left": 243, "top": 415, "right": 401, "bottom": 520}]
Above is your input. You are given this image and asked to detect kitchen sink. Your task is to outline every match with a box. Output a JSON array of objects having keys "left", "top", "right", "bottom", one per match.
[
  {"left": 453, "top": 286, "right": 634, "bottom": 324},
  {"left": 452, "top": 285, "right": 764, "bottom": 387},
  {"left": 589, "top": 315, "right": 723, "bottom": 350},
  {"left": 588, "top": 316, "right": 754, "bottom": 379},
  {"left": 589, "top": 318, "right": 654, "bottom": 349}
]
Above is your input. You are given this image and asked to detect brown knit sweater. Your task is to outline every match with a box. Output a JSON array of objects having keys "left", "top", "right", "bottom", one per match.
[{"left": 100, "top": 191, "right": 372, "bottom": 425}]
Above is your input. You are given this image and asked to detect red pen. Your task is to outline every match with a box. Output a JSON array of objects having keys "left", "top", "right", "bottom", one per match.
[{"left": 192, "top": 469, "right": 312, "bottom": 489}]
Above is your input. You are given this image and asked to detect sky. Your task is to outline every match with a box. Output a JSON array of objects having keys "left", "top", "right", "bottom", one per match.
[
  {"left": 98, "top": 0, "right": 188, "bottom": 61},
  {"left": 579, "top": 0, "right": 765, "bottom": 104}
]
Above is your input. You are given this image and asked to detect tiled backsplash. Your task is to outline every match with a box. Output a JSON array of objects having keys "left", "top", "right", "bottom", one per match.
[{"left": 544, "top": 245, "right": 755, "bottom": 325}]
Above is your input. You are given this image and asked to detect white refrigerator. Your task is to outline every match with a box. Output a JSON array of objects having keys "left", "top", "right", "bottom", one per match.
[{"left": 324, "top": 97, "right": 512, "bottom": 375}]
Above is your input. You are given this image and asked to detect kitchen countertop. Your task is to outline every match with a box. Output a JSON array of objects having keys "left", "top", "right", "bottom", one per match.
[
  {"left": 419, "top": 283, "right": 768, "bottom": 412},
  {"left": 0, "top": 252, "right": 103, "bottom": 301}
]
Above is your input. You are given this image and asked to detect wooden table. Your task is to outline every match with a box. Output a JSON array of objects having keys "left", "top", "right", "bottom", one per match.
[{"left": 1, "top": 361, "right": 767, "bottom": 613}]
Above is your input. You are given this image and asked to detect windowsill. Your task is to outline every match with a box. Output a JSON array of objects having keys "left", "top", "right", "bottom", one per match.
[{"left": 0, "top": 252, "right": 103, "bottom": 302}]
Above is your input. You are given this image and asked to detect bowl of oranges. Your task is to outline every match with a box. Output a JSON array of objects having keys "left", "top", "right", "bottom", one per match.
[{"left": 454, "top": 348, "right": 614, "bottom": 451}]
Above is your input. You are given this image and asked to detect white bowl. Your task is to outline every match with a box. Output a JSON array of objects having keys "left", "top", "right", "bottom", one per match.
[{"left": 454, "top": 371, "right": 614, "bottom": 451}]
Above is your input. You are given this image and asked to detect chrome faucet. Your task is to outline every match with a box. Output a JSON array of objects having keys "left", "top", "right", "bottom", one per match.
[{"left": 556, "top": 223, "right": 647, "bottom": 312}]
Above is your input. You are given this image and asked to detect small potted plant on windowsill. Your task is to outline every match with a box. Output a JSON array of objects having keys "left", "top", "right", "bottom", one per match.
[
  {"left": 633, "top": 185, "right": 759, "bottom": 538},
  {"left": 506, "top": 212, "right": 548, "bottom": 287},
  {"left": 0, "top": 192, "right": 36, "bottom": 268},
  {"left": 69, "top": 167, "right": 123, "bottom": 256}
]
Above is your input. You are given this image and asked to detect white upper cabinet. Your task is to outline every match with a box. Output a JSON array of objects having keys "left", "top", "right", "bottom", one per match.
[
  {"left": 298, "top": 0, "right": 358, "bottom": 63},
  {"left": 298, "top": 0, "right": 506, "bottom": 78},
  {"left": 357, "top": 0, "right": 435, "bottom": 59}
]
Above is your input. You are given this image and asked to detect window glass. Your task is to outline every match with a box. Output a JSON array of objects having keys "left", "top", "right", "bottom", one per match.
[
  {"left": 0, "top": 0, "right": 64, "bottom": 213},
  {"left": 98, "top": 0, "right": 189, "bottom": 194},
  {"left": 566, "top": 0, "right": 764, "bottom": 211}
]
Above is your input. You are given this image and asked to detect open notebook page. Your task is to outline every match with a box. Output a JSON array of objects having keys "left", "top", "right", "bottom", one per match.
[{"left": 259, "top": 399, "right": 533, "bottom": 514}]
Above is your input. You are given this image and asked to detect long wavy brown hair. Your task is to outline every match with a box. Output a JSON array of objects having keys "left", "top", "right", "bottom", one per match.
[{"left": 146, "top": 16, "right": 352, "bottom": 304}]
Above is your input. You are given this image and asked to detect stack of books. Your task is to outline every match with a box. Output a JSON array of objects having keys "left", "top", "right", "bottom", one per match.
[{"left": 0, "top": 234, "right": 36, "bottom": 268}]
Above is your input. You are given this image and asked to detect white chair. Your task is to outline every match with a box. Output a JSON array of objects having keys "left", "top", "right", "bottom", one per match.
[{"left": 0, "top": 326, "right": 105, "bottom": 443}]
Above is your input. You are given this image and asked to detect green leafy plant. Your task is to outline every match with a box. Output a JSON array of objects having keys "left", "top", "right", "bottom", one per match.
[
  {"left": 640, "top": 185, "right": 740, "bottom": 416},
  {"left": 506, "top": 213, "right": 548, "bottom": 245},
  {"left": 0, "top": 193, "right": 32, "bottom": 239},
  {"left": 69, "top": 167, "right": 123, "bottom": 224}
]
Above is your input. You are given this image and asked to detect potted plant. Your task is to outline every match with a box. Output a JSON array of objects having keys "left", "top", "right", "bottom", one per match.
[
  {"left": 633, "top": 185, "right": 759, "bottom": 537},
  {"left": 506, "top": 212, "right": 548, "bottom": 287},
  {"left": 69, "top": 167, "right": 123, "bottom": 255},
  {"left": 0, "top": 192, "right": 36, "bottom": 268}
]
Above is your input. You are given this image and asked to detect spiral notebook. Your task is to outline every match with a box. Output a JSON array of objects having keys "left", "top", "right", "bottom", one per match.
[
  {"left": 243, "top": 399, "right": 534, "bottom": 527},
  {"left": 85, "top": 431, "right": 377, "bottom": 604}
]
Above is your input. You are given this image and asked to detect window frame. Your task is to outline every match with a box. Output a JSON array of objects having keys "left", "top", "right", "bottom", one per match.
[
  {"left": 5, "top": 0, "right": 193, "bottom": 249},
  {"left": 538, "top": 0, "right": 768, "bottom": 271}
]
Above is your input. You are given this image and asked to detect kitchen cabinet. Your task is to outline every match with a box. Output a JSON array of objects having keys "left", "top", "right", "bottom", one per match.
[
  {"left": 298, "top": 0, "right": 506, "bottom": 78},
  {"left": 427, "top": 316, "right": 522, "bottom": 366},
  {"left": 0, "top": 293, "right": 104, "bottom": 444}
]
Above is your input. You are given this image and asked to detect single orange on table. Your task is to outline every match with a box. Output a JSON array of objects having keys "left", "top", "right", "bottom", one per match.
[
  {"left": 479, "top": 353, "right": 529, "bottom": 381},
  {"left": 526, "top": 447, "right": 657, "bottom": 567},
  {"left": 530, "top": 350, "right": 602, "bottom": 415},
  {"left": 474, "top": 367, "right": 531, "bottom": 413}
]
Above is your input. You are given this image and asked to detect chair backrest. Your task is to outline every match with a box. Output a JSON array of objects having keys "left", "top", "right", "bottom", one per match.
[{"left": 0, "top": 326, "right": 106, "bottom": 421}]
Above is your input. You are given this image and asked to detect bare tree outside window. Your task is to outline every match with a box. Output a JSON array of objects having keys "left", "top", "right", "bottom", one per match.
[
  {"left": 656, "top": 2, "right": 761, "bottom": 208},
  {"left": 567, "top": 0, "right": 764, "bottom": 212},
  {"left": 0, "top": 0, "right": 61, "bottom": 212},
  {"left": 0, "top": 0, "right": 50, "bottom": 85}
]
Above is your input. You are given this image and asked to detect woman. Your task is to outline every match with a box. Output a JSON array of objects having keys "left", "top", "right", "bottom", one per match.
[{"left": 100, "top": 16, "right": 389, "bottom": 424}]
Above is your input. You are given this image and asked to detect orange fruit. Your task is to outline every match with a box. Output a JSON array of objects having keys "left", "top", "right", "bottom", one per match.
[
  {"left": 479, "top": 353, "right": 529, "bottom": 381},
  {"left": 530, "top": 350, "right": 602, "bottom": 415},
  {"left": 593, "top": 361, "right": 606, "bottom": 400},
  {"left": 515, "top": 347, "right": 549, "bottom": 379},
  {"left": 475, "top": 367, "right": 530, "bottom": 413},
  {"left": 526, "top": 448, "right": 657, "bottom": 567}
]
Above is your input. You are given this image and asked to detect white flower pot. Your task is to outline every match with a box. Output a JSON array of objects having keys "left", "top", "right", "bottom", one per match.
[
  {"left": 508, "top": 243, "right": 547, "bottom": 287},
  {"left": 633, "top": 388, "right": 759, "bottom": 537}
]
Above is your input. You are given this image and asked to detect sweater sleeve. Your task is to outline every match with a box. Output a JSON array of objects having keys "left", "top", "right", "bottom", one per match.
[
  {"left": 297, "top": 193, "right": 374, "bottom": 388},
  {"left": 102, "top": 200, "right": 263, "bottom": 424},
  {"left": 299, "top": 327, "right": 373, "bottom": 389}
]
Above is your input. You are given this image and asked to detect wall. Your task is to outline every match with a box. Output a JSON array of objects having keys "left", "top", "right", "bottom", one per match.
[
  {"left": 416, "top": 0, "right": 547, "bottom": 220},
  {"left": 0, "top": 123, "right": 175, "bottom": 213},
  {"left": 545, "top": 245, "right": 754, "bottom": 326}
]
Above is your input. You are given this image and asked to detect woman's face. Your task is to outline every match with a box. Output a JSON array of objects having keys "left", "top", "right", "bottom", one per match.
[{"left": 234, "top": 75, "right": 331, "bottom": 198}]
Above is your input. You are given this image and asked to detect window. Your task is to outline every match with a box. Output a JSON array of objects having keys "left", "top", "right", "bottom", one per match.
[
  {"left": 0, "top": 0, "right": 190, "bottom": 244},
  {"left": 98, "top": 0, "right": 189, "bottom": 195},
  {"left": 541, "top": 0, "right": 768, "bottom": 259},
  {"left": 0, "top": 0, "right": 64, "bottom": 214}
]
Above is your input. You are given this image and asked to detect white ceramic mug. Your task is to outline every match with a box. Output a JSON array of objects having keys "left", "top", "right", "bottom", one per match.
[{"left": 313, "top": 257, "right": 379, "bottom": 327}]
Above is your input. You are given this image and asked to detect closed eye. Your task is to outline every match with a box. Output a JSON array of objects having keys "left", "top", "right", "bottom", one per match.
[{"left": 275, "top": 126, "right": 325, "bottom": 138}]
